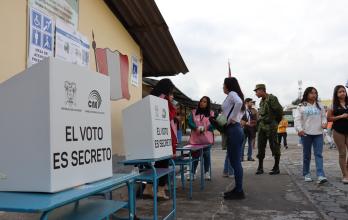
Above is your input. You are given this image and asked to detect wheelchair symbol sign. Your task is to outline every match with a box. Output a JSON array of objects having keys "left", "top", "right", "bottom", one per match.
[{"left": 32, "top": 10, "right": 42, "bottom": 29}]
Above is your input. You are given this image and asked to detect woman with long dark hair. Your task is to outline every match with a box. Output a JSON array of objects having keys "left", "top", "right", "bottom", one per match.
[
  {"left": 327, "top": 85, "right": 348, "bottom": 184},
  {"left": 143, "top": 78, "right": 177, "bottom": 199},
  {"left": 294, "top": 87, "right": 328, "bottom": 184},
  {"left": 221, "top": 77, "right": 245, "bottom": 200},
  {"left": 187, "top": 96, "right": 215, "bottom": 180}
]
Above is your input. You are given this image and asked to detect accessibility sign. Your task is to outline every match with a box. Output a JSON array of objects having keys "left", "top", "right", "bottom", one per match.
[{"left": 28, "top": 7, "right": 54, "bottom": 67}]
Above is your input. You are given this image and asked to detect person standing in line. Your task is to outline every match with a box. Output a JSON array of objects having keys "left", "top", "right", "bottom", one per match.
[
  {"left": 187, "top": 96, "right": 215, "bottom": 180},
  {"left": 241, "top": 98, "right": 258, "bottom": 161},
  {"left": 277, "top": 116, "right": 289, "bottom": 149},
  {"left": 327, "top": 85, "right": 348, "bottom": 184},
  {"left": 254, "top": 84, "right": 283, "bottom": 175},
  {"left": 218, "top": 77, "right": 245, "bottom": 200},
  {"left": 295, "top": 87, "right": 328, "bottom": 184},
  {"left": 143, "top": 78, "right": 177, "bottom": 199}
]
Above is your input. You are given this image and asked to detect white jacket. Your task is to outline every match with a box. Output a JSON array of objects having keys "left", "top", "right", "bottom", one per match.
[{"left": 294, "top": 102, "right": 327, "bottom": 135}]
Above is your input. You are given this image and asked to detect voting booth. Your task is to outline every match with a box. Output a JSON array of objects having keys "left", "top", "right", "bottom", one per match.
[
  {"left": 122, "top": 95, "right": 173, "bottom": 160},
  {"left": 0, "top": 58, "right": 112, "bottom": 193}
]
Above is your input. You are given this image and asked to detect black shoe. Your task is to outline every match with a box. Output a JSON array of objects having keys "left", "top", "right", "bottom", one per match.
[
  {"left": 285, "top": 146, "right": 288, "bottom": 149},
  {"left": 224, "top": 188, "right": 237, "bottom": 197},
  {"left": 269, "top": 168, "right": 280, "bottom": 175},
  {"left": 248, "top": 158, "right": 255, "bottom": 161},
  {"left": 224, "top": 191, "right": 245, "bottom": 200},
  {"left": 256, "top": 169, "right": 264, "bottom": 175}
]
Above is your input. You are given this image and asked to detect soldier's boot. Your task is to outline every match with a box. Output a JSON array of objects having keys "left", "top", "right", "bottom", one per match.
[
  {"left": 256, "top": 159, "right": 264, "bottom": 175},
  {"left": 269, "top": 156, "right": 280, "bottom": 175}
]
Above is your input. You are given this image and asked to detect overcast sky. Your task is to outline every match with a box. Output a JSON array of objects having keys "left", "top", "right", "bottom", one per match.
[{"left": 155, "top": 0, "right": 348, "bottom": 106}]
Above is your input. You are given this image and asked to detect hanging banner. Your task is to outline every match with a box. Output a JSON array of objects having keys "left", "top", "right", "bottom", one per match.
[
  {"left": 29, "top": 0, "right": 79, "bottom": 29},
  {"left": 55, "top": 19, "right": 90, "bottom": 67},
  {"left": 131, "top": 56, "right": 139, "bottom": 87},
  {"left": 27, "top": 7, "right": 54, "bottom": 67}
]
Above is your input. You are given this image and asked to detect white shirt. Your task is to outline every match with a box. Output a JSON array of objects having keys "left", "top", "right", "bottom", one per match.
[
  {"left": 222, "top": 91, "right": 244, "bottom": 124},
  {"left": 294, "top": 102, "right": 327, "bottom": 135}
]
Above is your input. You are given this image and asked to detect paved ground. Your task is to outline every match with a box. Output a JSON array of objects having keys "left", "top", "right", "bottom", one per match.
[{"left": 1, "top": 132, "right": 347, "bottom": 219}]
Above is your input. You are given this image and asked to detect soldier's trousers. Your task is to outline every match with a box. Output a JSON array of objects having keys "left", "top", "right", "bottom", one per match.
[{"left": 257, "top": 124, "right": 281, "bottom": 160}]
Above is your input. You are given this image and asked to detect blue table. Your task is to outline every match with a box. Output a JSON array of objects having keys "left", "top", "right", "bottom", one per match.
[
  {"left": 0, "top": 173, "right": 138, "bottom": 220},
  {"left": 121, "top": 155, "right": 176, "bottom": 220},
  {"left": 175, "top": 144, "right": 212, "bottom": 199}
]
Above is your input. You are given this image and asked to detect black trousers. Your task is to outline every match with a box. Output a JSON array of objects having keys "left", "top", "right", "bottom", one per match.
[
  {"left": 154, "top": 159, "right": 169, "bottom": 186},
  {"left": 278, "top": 132, "right": 287, "bottom": 147}
]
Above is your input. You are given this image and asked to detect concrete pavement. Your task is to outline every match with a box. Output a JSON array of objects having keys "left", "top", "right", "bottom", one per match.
[{"left": 1, "top": 133, "right": 347, "bottom": 219}]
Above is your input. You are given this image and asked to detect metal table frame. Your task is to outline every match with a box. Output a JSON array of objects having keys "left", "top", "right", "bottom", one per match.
[
  {"left": 0, "top": 173, "right": 137, "bottom": 220},
  {"left": 175, "top": 144, "right": 212, "bottom": 199},
  {"left": 121, "top": 155, "right": 176, "bottom": 220}
]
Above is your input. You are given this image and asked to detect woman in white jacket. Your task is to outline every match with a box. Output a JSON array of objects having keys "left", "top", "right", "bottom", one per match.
[{"left": 294, "top": 87, "right": 328, "bottom": 184}]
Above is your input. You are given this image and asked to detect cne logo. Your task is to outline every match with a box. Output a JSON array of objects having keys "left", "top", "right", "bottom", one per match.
[
  {"left": 162, "top": 108, "right": 167, "bottom": 119},
  {"left": 88, "top": 90, "right": 102, "bottom": 109}
]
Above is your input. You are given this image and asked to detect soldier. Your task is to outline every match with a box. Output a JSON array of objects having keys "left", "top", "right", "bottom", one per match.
[{"left": 254, "top": 84, "right": 283, "bottom": 175}]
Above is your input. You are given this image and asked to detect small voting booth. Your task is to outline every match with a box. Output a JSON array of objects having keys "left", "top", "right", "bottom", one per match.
[
  {"left": 122, "top": 95, "right": 173, "bottom": 160},
  {"left": 0, "top": 58, "right": 112, "bottom": 193}
]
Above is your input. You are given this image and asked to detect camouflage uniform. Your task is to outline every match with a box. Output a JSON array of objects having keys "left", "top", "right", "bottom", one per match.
[
  {"left": 257, "top": 94, "right": 282, "bottom": 159},
  {"left": 256, "top": 94, "right": 283, "bottom": 174}
]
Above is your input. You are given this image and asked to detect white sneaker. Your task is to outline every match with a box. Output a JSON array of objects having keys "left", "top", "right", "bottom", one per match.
[
  {"left": 186, "top": 173, "right": 195, "bottom": 181},
  {"left": 304, "top": 174, "right": 313, "bottom": 182},
  {"left": 204, "top": 172, "right": 211, "bottom": 180},
  {"left": 317, "top": 176, "right": 328, "bottom": 184},
  {"left": 342, "top": 178, "right": 348, "bottom": 184}
]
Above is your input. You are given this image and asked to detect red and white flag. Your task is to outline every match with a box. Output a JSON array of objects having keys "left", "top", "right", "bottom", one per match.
[{"left": 95, "top": 48, "right": 130, "bottom": 100}]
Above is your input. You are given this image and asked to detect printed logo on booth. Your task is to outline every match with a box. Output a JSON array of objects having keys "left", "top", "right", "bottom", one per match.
[
  {"left": 64, "top": 81, "right": 77, "bottom": 107},
  {"left": 88, "top": 90, "right": 102, "bottom": 109},
  {"left": 162, "top": 108, "right": 167, "bottom": 119}
]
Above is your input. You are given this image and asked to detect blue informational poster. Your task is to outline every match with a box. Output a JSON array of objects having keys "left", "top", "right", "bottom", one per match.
[
  {"left": 28, "top": 7, "right": 54, "bottom": 67},
  {"left": 131, "top": 56, "right": 139, "bottom": 87}
]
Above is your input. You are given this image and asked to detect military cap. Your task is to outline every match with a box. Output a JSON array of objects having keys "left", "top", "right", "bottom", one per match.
[{"left": 254, "top": 84, "right": 266, "bottom": 91}]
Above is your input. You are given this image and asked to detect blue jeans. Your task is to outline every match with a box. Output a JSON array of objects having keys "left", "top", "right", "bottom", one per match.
[
  {"left": 242, "top": 131, "right": 254, "bottom": 160},
  {"left": 301, "top": 135, "right": 325, "bottom": 177},
  {"left": 226, "top": 123, "right": 244, "bottom": 192},
  {"left": 223, "top": 152, "right": 234, "bottom": 175}
]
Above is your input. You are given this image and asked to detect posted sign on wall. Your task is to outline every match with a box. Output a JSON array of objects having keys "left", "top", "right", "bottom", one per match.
[
  {"left": 0, "top": 58, "right": 112, "bottom": 192},
  {"left": 28, "top": 7, "right": 54, "bottom": 67}
]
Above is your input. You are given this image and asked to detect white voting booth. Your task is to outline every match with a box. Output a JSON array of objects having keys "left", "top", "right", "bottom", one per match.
[
  {"left": 123, "top": 95, "right": 173, "bottom": 160},
  {"left": 0, "top": 58, "right": 112, "bottom": 193}
]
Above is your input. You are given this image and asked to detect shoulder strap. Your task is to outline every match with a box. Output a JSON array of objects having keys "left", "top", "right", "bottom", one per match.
[{"left": 227, "top": 105, "right": 235, "bottom": 120}]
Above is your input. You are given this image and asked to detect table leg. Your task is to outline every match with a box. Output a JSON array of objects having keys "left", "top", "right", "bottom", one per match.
[
  {"left": 169, "top": 159, "right": 176, "bottom": 219},
  {"left": 209, "top": 145, "right": 212, "bottom": 181},
  {"left": 167, "top": 171, "right": 172, "bottom": 198},
  {"left": 200, "top": 148, "right": 205, "bottom": 190},
  {"left": 189, "top": 153, "right": 193, "bottom": 199},
  {"left": 151, "top": 165, "right": 158, "bottom": 220},
  {"left": 40, "top": 211, "right": 49, "bottom": 220},
  {"left": 180, "top": 164, "right": 185, "bottom": 190},
  {"left": 127, "top": 180, "right": 135, "bottom": 220}
]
